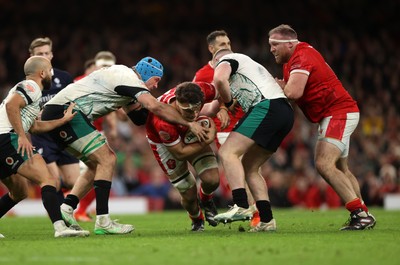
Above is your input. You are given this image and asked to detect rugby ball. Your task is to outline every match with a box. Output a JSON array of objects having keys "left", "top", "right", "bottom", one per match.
[{"left": 183, "top": 116, "right": 211, "bottom": 144}]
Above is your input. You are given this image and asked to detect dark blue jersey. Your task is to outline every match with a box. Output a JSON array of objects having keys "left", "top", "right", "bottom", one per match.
[
  {"left": 31, "top": 67, "right": 78, "bottom": 165},
  {"left": 39, "top": 68, "right": 73, "bottom": 108}
]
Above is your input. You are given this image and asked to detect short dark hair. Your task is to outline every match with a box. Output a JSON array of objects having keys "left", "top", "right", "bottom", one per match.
[
  {"left": 175, "top": 82, "right": 205, "bottom": 105},
  {"left": 206, "top": 30, "right": 228, "bottom": 45},
  {"left": 268, "top": 24, "right": 297, "bottom": 39},
  {"left": 84, "top": 58, "right": 95, "bottom": 70}
]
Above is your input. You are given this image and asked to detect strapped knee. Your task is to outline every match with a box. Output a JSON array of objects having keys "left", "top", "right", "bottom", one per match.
[
  {"left": 170, "top": 171, "right": 196, "bottom": 193},
  {"left": 192, "top": 152, "right": 218, "bottom": 175}
]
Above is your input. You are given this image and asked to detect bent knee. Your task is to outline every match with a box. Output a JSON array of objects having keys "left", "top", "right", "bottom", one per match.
[
  {"left": 9, "top": 189, "right": 28, "bottom": 202},
  {"left": 199, "top": 169, "right": 220, "bottom": 188},
  {"left": 96, "top": 148, "right": 117, "bottom": 167},
  {"left": 315, "top": 158, "right": 335, "bottom": 175}
]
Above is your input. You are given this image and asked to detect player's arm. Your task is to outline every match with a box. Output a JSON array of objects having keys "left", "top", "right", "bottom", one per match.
[
  {"left": 5, "top": 93, "right": 33, "bottom": 158},
  {"left": 167, "top": 141, "right": 210, "bottom": 161},
  {"left": 199, "top": 100, "right": 220, "bottom": 117},
  {"left": 123, "top": 102, "right": 149, "bottom": 126},
  {"left": 103, "top": 111, "right": 118, "bottom": 139},
  {"left": 280, "top": 72, "right": 309, "bottom": 100},
  {"left": 116, "top": 85, "right": 208, "bottom": 141},
  {"left": 166, "top": 121, "right": 216, "bottom": 161},
  {"left": 139, "top": 93, "right": 209, "bottom": 142},
  {"left": 213, "top": 62, "right": 233, "bottom": 106},
  {"left": 30, "top": 103, "right": 77, "bottom": 134}
]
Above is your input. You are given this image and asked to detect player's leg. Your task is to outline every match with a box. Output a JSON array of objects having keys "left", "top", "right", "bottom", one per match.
[
  {"left": 170, "top": 170, "right": 205, "bottom": 231},
  {"left": 314, "top": 141, "right": 357, "bottom": 201},
  {"left": 0, "top": 174, "right": 29, "bottom": 217},
  {"left": 315, "top": 114, "right": 375, "bottom": 230},
  {"left": 218, "top": 131, "right": 258, "bottom": 224},
  {"left": 45, "top": 162, "right": 64, "bottom": 204},
  {"left": 218, "top": 131, "right": 250, "bottom": 198},
  {"left": 191, "top": 147, "right": 219, "bottom": 226},
  {"left": 214, "top": 132, "right": 254, "bottom": 223},
  {"left": 17, "top": 154, "right": 89, "bottom": 237},
  {"left": 242, "top": 145, "right": 276, "bottom": 232},
  {"left": 80, "top": 147, "right": 131, "bottom": 235},
  {"left": 58, "top": 161, "right": 80, "bottom": 190},
  {"left": 336, "top": 157, "right": 363, "bottom": 202},
  {"left": 59, "top": 158, "right": 93, "bottom": 222}
]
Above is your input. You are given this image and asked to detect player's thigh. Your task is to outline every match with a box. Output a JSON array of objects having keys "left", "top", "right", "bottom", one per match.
[
  {"left": 86, "top": 144, "right": 116, "bottom": 166},
  {"left": 58, "top": 163, "right": 80, "bottom": 188},
  {"left": 219, "top": 131, "right": 254, "bottom": 159},
  {"left": 314, "top": 140, "right": 342, "bottom": 168},
  {"left": 242, "top": 144, "right": 273, "bottom": 173},
  {"left": 1, "top": 174, "right": 29, "bottom": 201},
  {"left": 17, "top": 154, "right": 56, "bottom": 186}
]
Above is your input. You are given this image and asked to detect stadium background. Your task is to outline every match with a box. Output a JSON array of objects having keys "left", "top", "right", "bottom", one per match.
[{"left": 0, "top": 0, "right": 399, "bottom": 211}]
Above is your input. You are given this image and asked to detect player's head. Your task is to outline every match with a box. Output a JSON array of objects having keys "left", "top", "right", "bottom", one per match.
[
  {"left": 29, "top": 37, "right": 54, "bottom": 61},
  {"left": 83, "top": 58, "right": 96, "bottom": 75},
  {"left": 212, "top": 48, "right": 233, "bottom": 66},
  {"left": 268, "top": 24, "right": 299, "bottom": 64},
  {"left": 94, "top": 51, "right": 116, "bottom": 68},
  {"left": 134, "top": 57, "right": 164, "bottom": 90},
  {"left": 24, "top": 56, "right": 53, "bottom": 90},
  {"left": 207, "top": 30, "right": 231, "bottom": 56},
  {"left": 175, "top": 82, "right": 204, "bottom": 121}
]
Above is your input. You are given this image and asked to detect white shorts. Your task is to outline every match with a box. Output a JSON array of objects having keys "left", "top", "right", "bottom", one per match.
[
  {"left": 147, "top": 139, "right": 217, "bottom": 179},
  {"left": 216, "top": 132, "right": 230, "bottom": 146},
  {"left": 318, "top": 112, "right": 359, "bottom": 157}
]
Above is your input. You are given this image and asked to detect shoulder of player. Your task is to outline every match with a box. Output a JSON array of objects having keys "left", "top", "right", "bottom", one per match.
[
  {"left": 52, "top": 68, "right": 73, "bottom": 80},
  {"left": 18, "top": 80, "right": 41, "bottom": 92},
  {"left": 149, "top": 113, "right": 177, "bottom": 128}
]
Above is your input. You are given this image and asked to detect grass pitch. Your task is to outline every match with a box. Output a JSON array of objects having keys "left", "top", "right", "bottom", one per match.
[{"left": 0, "top": 208, "right": 399, "bottom": 265}]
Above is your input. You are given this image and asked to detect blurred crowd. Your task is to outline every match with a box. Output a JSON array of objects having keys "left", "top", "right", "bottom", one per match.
[{"left": 0, "top": 0, "right": 399, "bottom": 210}]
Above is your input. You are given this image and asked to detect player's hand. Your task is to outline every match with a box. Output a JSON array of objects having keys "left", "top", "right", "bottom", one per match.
[
  {"left": 203, "top": 119, "right": 216, "bottom": 145},
  {"left": 227, "top": 98, "right": 238, "bottom": 114},
  {"left": 217, "top": 107, "right": 230, "bottom": 130},
  {"left": 275, "top": 77, "right": 286, "bottom": 89},
  {"left": 17, "top": 135, "right": 34, "bottom": 159},
  {"left": 63, "top": 103, "right": 77, "bottom": 122},
  {"left": 188, "top": 121, "right": 209, "bottom": 142}
]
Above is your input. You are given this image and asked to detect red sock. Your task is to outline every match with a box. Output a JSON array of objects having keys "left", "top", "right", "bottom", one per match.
[
  {"left": 199, "top": 187, "right": 213, "bottom": 202},
  {"left": 76, "top": 188, "right": 95, "bottom": 214},
  {"left": 345, "top": 198, "right": 364, "bottom": 213},
  {"left": 361, "top": 200, "right": 369, "bottom": 213},
  {"left": 189, "top": 207, "right": 204, "bottom": 221}
]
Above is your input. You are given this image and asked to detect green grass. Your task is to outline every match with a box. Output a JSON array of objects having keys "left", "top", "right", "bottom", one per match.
[{"left": 0, "top": 208, "right": 399, "bottom": 265}]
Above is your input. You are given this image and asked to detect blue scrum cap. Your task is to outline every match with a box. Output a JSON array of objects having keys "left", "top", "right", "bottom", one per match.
[{"left": 135, "top": 57, "right": 163, "bottom": 82}]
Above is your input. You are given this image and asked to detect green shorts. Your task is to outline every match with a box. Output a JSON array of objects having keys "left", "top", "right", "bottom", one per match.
[
  {"left": 41, "top": 104, "right": 107, "bottom": 161},
  {"left": 0, "top": 133, "right": 38, "bottom": 179},
  {"left": 234, "top": 98, "right": 294, "bottom": 152}
]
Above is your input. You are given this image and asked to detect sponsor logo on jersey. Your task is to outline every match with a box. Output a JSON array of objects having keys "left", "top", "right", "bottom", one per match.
[
  {"left": 25, "top": 84, "right": 35, "bottom": 92},
  {"left": 166, "top": 159, "right": 176, "bottom": 169},
  {"left": 159, "top": 131, "right": 171, "bottom": 141},
  {"left": 60, "top": 131, "right": 67, "bottom": 139},
  {"left": 5, "top": 157, "right": 14, "bottom": 166}
]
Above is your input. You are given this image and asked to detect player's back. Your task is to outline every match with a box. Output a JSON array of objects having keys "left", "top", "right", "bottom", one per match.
[
  {"left": 46, "top": 65, "right": 143, "bottom": 120},
  {"left": 218, "top": 53, "right": 285, "bottom": 112}
]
